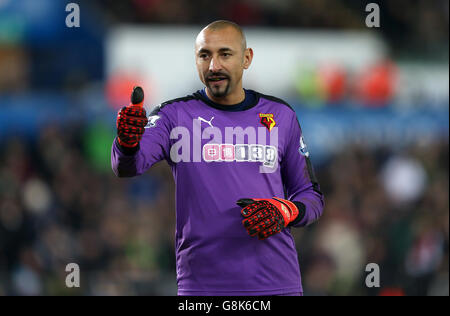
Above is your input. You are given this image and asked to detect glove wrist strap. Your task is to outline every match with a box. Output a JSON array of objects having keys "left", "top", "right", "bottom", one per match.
[
  {"left": 116, "top": 138, "right": 140, "bottom": 155},
  {"left": 288, "top": 201, "right": 306, "bottom": 227},
  {"left": 270, "top": 197, "right": 299, "bottom": 226}
]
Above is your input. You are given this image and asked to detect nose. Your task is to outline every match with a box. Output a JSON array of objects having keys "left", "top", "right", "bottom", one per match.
[{"left": 209, "top": 56, "right": 222, "bottom": 73}]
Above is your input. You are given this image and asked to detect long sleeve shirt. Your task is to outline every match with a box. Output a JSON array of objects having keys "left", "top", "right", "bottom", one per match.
[{"left": 111, "top": 89, "right": 324, "bottom": 295}]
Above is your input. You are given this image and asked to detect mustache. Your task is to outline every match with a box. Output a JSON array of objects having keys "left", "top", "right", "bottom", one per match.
[{"left": 206, "top": 72, "right": 230, "bottom": 80}]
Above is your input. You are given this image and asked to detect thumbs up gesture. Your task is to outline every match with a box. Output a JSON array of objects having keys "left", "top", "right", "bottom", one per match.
[{"left": 116, "top": 86, "right": 148, "bottom": 148}]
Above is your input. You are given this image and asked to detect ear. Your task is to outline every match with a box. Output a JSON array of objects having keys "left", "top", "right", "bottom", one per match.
[{"left": 243, "top": 48, "right": 253, "bottom": 70}]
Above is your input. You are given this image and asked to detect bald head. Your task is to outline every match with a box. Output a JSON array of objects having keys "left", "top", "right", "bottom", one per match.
[
  {"left": 194, "top": 20, "right": 253, "bottom": 104},
  {"left": 198, "top": 20, "right": 247, "bottom": 52}
]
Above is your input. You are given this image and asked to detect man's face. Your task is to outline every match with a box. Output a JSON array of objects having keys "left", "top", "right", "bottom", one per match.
[{"left": 195, "top": 27, "right": 251, "bottom": 99}]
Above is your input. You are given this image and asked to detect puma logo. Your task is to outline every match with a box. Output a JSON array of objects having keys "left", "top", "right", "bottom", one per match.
[
  {"left": 198, "top": 116, "right": 214, "bottom": 128},
  {"left": 145, "top": 115, "right": 161, "bottom": 128}
]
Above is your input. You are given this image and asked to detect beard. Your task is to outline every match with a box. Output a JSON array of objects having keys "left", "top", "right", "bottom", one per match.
[
  {"left": 205, "top": 72, "right": 231, "bottom": 98},
  {"left": 206, "top": 80, "right": 231, "bottom": 98}
]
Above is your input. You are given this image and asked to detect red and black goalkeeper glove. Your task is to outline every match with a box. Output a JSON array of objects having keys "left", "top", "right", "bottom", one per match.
[
  {"left": 237, "top": 198, "right": 304, "bottom": 240},
  {"left": 116, "top": 86, "right": 148, "bottom": 148}
]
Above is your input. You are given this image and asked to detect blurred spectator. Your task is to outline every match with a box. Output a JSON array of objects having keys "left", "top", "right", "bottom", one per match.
[{"left": 0, "top": 46, "right": 29, "bottom": 93}]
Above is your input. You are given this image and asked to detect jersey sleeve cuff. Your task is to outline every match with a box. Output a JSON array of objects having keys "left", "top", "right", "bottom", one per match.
[
  {"left": 115, "top": 137, "right": 140, "bottom": 156},
  {"left": 288, "top": 201, "right": 306, "bottom": 227}
]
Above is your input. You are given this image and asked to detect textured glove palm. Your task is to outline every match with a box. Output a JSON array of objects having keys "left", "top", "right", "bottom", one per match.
[
  {"left": 237, "top": 198, "right": 299, "bottom": 240},
  {"left": 116, "top": 86, "right": 148, "bottom": 148}
]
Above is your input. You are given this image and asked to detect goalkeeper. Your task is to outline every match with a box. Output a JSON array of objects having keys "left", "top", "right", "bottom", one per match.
[{"left": 112, "top": 20, "right": 324, "bottom": 296}]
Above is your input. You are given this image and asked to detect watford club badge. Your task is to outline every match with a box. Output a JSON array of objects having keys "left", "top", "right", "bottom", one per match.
[{"left": 259, "top": 113, "right": 276, "bottom": 131}]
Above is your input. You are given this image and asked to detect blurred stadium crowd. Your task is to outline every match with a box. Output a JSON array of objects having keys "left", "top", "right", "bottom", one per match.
[
  {"left": 0, "top": 0, "right": 448, "bottom": 296},
  {"left": 0, "top": 126, "right": 447, "bottom": 295}
]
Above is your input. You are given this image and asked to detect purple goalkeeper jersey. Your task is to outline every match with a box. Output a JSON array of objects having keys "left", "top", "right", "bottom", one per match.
[{"left": 111, "top": 89, "right": 324, "bottom": 295}]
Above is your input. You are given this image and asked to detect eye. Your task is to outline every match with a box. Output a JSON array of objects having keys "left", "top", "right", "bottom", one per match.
[
  {"left": 222, "top": 53, "right": 231, "bottom": 57},
  {"left": 199, "top": 53, "right": 208, "bottom": 59}
]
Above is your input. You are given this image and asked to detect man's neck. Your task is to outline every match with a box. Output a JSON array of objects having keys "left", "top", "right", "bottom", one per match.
[{"left": 205, "top": 87, "right": 245, "bottom": 105}]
